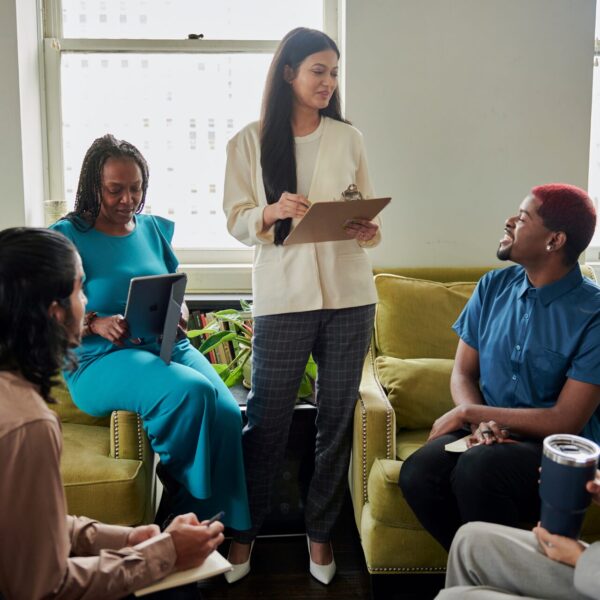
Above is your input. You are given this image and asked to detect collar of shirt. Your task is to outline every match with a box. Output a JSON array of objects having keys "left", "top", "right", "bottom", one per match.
[{"left": 516, "top": 264, "right": 583, "bottom": 307}]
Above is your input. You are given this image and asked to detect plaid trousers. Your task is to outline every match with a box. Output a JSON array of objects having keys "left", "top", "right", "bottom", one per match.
[{"left": 235, "top": 304, "right": 376, "bottom": 543}]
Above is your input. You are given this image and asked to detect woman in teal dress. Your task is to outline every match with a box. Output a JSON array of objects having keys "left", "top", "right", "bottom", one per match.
[{"left": 50, "top": 134, "right": 250, "bottom": 531}]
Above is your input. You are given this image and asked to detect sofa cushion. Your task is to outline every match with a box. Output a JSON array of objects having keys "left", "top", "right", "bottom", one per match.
[
  {"left": 368, "top": 458, "right": 423, "bottom": 528},
  {"left": 376, "top": 357, "right": 455, "bottom": 430},
  {"left": 374, "top": 274, "right": 476, "bottom": 359},
  {"left": 395, "top": 428, "right": 430, "bottom": 460},
  {"left": 61, "top": 423, "right": 147, "bottom": 525}
]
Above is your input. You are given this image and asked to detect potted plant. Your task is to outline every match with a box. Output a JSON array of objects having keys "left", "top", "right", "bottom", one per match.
[{"left": 187, "top": 300, "right": 317, "bottom": 398}]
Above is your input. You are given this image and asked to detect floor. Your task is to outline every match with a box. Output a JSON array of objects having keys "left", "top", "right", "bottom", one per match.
[{"left": 196, "top": 496, "right": 445, "bottom": 600}]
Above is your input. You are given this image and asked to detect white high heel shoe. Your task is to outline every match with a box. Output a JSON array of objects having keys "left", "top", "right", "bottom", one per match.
[
  {"left": 224, "top": 540, "right": 254, "bottom": 584},
  {"left": 306, "top": 535, "right": 336, "bottom": 585}
]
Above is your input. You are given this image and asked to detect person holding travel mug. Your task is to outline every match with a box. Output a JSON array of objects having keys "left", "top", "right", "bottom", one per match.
[
  {"left": 435, "top": 470, "right": 600, "bottom": 599},
  {"left": 222, "top": 27, "right": 381, "bottom": 585}
]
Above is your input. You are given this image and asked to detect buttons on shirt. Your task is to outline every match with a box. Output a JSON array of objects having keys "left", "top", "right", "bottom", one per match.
[
  {"left": 523, "top": 313, "right": 529, "bottom": 320},
  {"left": 516, "top": 345, "right": 521, "bottom": 351},
  {"left": 512, "top": 374, "right": 517, "bottom": 381}
]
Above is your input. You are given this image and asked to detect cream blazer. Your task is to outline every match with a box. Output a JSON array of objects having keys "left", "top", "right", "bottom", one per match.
[{"left": 223, "top": 117, "right": 381, "bottom": 317}]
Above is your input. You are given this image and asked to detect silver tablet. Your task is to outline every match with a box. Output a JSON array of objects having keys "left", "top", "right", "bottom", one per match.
[{"left": 124, "top": 272, "right": 187, "bottom": 363}]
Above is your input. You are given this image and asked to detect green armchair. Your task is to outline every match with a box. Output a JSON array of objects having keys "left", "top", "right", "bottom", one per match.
[
  {"left": 52, "top": 379, "right": 156, "bottom": 525},
  {"left": 350, "top": 266, "right": 600, "bottom": 575}
]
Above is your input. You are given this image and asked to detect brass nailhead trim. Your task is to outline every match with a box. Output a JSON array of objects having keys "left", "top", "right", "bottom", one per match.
[
  {"left": 360, "top": 343, "right": 395, "bottom": 506},
  {"left": 112, "top": 412, "right": 120, "bottom": 459},
  {"left": 369, "top": 567, "right": 446, "bottom": 573},
  {"left": 136, "top": 415, "right": 144, "bottom": 461},
  {"left": 361, "top": 396, "right": 368, "bottom": 503}
]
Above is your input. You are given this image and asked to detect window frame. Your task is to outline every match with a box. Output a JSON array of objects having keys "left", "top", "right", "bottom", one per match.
[
  {"left": 586, "top": 14, "right": 600, "bottom": 263},
  {"left": 41, "top": 0, "right": 339, "bottom": 290}
]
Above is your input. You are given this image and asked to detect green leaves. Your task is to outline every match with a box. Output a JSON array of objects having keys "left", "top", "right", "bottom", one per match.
[
  {"left": 188, "top": 301, "right": 317, "bottom": 397},
  {"left": 197, "top": 330, "right": 237, "bottom": 355}
]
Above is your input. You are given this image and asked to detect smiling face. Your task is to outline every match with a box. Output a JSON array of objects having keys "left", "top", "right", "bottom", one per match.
[
  {"left": 96, "top": 157, "right": 143, "bottom": 231},
  {"left": 497, "top": 194, "right": 554, "bottom": 264},
  {"left": 288, "top": 49, "right": 339, "bottom": 113}
]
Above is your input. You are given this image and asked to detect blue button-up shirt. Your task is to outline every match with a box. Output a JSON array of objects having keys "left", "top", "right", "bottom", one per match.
[{"left": 453, "top": 265, "right": 600, "bottom": 444}]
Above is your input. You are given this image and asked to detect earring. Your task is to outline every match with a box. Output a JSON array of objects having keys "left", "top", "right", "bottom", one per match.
[{"left": 546, "top": 245, "right": 552, "bottom": 251}]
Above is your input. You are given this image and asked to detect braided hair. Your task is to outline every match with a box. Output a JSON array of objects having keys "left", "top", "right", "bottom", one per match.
[{"left": 64, "top": 134, "right": 149, "bottom": 230}]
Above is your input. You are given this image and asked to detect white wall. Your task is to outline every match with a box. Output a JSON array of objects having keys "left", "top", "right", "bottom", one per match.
[
  {"left": 344, "top": 0, "right": 596, "bottom": 267},
  {"left": 0, "top": 0, "right": 44, "bottom": 229}
]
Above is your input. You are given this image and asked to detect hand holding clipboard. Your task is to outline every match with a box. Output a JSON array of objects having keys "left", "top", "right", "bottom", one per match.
[{"left": 283, "top": 195, "right": 390, "bottom": 245}]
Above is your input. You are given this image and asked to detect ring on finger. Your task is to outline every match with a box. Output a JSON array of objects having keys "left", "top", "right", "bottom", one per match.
[{"left": 545, "top": 541, "right": 553, "bottom": 548}]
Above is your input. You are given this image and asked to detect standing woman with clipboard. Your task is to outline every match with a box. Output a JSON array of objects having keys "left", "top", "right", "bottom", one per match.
[{"left": 223, "top": 27, "right": 381, "bottom": 584}]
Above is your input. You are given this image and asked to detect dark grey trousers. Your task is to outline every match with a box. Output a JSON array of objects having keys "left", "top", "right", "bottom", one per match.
[{"left": 234, "top": 304, "right": 375, "bottom": 543}]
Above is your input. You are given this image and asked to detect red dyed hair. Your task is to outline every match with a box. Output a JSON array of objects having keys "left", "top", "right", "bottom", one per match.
[{"left": 532, "top": 183, "right": 596, "bottom": 265}]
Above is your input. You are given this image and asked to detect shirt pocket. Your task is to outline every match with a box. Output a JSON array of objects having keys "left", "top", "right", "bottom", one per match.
[{"left": 529, "top": 348, "right": 570, "bottom": 402}]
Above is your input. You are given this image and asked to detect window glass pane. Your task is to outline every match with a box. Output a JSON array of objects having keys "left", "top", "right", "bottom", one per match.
[
  {"left": 61, "top": 0, "right": 322, "bottom": 39},
  {"left": 61, "top": 52, "right": 271, "bottom": 249}
]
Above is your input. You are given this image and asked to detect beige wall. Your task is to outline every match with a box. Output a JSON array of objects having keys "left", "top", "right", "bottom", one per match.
[{"left": 344, "top": 0, "right": 596, "bottom": 267}]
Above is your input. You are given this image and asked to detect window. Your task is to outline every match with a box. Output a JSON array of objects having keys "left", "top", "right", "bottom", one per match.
[{"left": 43, "top": 1, "right": 336, "bottom": 273}]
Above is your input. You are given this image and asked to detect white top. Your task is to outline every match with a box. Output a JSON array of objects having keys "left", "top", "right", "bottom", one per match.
[
  {"left": 295, "top": 118, "right": 323, "bottom": 197},
  {"left": 223, "top": 116, "right": 381, "bottom": 317}
]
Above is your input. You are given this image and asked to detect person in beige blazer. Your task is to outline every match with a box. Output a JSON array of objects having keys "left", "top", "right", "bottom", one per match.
[{"left": 222, "top": 27, "right": 381, "bottom": 585}]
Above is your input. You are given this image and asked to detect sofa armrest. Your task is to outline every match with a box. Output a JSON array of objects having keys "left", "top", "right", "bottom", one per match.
[
  {"left": 107, "top": 411, "right": 156, "bottom": 523},
  {"left": 350, "top": 341, "right": 396, "bottom": 531},
  {"left": 109, "top": 410, "right": 151, "bottom": 462}
]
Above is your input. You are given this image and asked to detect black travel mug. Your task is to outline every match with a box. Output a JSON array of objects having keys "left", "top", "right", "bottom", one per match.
[{"left": 539, "top": 434, "right": 600, "bottom": 538}]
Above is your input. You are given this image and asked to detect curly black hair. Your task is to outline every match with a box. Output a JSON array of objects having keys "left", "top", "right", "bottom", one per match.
[
  {"left": 0, "top": 228, "right": 79, "bottom": 402},
  {"left": 64, "top": 133, "right": 149, "bottom": 230}
]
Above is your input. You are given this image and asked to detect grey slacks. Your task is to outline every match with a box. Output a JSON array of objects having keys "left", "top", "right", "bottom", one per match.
[
  {"left": 436, "top": 522, "right": 588, "bottom": 600},
  {"left": 234, "top": 305, "right": 375, "bottom": 543}
]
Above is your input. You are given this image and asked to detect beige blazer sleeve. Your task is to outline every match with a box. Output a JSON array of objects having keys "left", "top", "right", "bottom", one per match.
[{"left": 223, "top": 133, "right": 275, "bottom": 247}]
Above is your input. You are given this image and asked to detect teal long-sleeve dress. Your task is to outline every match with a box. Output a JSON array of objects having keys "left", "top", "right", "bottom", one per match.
[{"left": 51, "top": 215, "right": 250, "bottom": 530}]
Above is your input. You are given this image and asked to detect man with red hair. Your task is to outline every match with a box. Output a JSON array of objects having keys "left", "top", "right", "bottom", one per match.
[{"left": 399, "top": 183, "right": 600, "bottom": 551}]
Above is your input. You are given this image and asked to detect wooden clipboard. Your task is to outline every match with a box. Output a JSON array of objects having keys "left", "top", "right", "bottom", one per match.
[{"left": 282, "top": 197, "right": 391, "bottom": 245}]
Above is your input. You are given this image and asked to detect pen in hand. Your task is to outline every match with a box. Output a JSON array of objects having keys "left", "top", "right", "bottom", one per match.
[{"left": 205, "top": 511, "right": 225, "bottom": 526}]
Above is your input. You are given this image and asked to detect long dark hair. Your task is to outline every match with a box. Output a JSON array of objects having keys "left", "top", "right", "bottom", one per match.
[
  {"left": 260, "top": 28, "right": 347, "bottom": 244},
  {"left": 0, "top": 228, "right": 78, "bottom": 402},
  {"left": 64, "top": 134, "right": 149, "bottom": 230}
]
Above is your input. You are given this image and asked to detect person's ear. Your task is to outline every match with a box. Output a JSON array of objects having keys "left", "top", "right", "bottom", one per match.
[
  {"left": 48, "top": 300, "right": 66, "bottom": 324},
  {"left": 546, "top": 231, "right": 566, "bottom": 252},
  {"left": 283, "top": 65, "right": 294, "bottom": 83}
]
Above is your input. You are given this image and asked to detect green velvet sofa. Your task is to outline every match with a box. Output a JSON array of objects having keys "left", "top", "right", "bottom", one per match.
[
  {"left": 52, "top": 379, "right": 156, "bottom": 525},
  {"left": 350, "top": 266, "right": 600, "bottom": 575}
]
